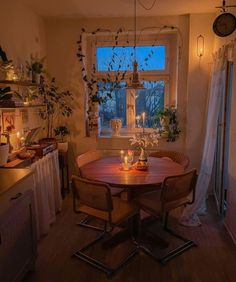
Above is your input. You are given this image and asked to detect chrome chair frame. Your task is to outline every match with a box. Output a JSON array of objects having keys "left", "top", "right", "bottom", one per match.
[
  {"left": 71, "top": 176, "right": 139, "bottom": 277},
  {"left": 136, "top": 170, "right": 198, "bottom": 264}
]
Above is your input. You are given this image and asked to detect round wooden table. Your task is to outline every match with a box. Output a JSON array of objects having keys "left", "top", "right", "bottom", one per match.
[{"left": 81, "top": 156, "right": 184, "bottom": 189}]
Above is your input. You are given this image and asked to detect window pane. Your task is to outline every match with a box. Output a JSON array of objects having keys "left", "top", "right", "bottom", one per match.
[
  {"left": 135, "top": 81, "right": 165, "bottom": 128},
  {"left": 98, "top": 81, "right": 126, "bottom": 128},
  {"left": 96, "top": 46, "right": 166, "bottom": 71}
]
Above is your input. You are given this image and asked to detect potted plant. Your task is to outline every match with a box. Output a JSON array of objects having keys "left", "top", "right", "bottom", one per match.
[
  {"left": 26, "top": 55, "right": 46, "bottom": 83},
  {"left": 156, "top": 106, "right": 180, "bottom": 141},
  {"left": 37, "top": 76, "right": 73, "bottom": 141},
  {"left": 54, "top": 125, "right": 70, "bottom": 152}
]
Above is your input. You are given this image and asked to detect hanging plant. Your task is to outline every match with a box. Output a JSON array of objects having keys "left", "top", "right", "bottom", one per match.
[{"left": 77, "top": 27, "right": 130, "bottom": 106}]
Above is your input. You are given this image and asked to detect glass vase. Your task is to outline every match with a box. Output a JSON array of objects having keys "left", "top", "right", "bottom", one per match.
[{"left": 139, "top": 147, "right": 148, "bottom": 162}]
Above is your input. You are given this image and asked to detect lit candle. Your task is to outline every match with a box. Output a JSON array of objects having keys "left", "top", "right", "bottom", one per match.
[
  {"left": 120, "top": 150, "right": 124, "bottom": 162},
  {"left": 23, "top": 101, "right": 30, "bottom": 106},
  {"left": 123, "top": 155, "right": 129, "bottom": 170},
  {"left": 141, "top": 112, "right": 146, "bottom": 124},
  {"left": 16, "top": 131, "right": 21, "bottom": 149}
]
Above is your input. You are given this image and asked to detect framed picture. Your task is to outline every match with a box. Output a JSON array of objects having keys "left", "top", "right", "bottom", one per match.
[{"left": 2, "top": 111, "right": 15, "bottom": 132}]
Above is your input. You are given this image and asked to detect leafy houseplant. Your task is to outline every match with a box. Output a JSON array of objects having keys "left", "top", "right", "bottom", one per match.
[
  {"left": 156, "top": 107, "right": 180, "bottom": 142},
  {"left": 26, "top": 55, "right": 46, "bottom": 83},
  {"left": 54, "top": 125, "right": 70, "bottom": 142},
  {"left": 38, "top": 76, "right": 73, "bottom": 139}
]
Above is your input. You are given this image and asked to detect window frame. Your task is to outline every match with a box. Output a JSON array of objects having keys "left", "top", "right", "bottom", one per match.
[{"left": 87, "top": 31, "right": 178, "bottom": 136}]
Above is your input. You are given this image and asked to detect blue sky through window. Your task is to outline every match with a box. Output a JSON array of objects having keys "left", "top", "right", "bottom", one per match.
[{"left": 96, "top": 46, "right": 166, "bottom": 71}]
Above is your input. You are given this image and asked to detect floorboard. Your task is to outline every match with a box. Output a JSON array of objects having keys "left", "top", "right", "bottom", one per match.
[{"left": 25, "top": 195, "right": 236, "bottom": 282}]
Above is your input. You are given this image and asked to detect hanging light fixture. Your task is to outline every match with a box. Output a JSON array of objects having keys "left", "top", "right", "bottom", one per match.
[
  {"left": 127, "top": 0, "right": 144, "bottom": 89},
  {"left": 197, "top": 35, "right": 204, "bottom": 57}
]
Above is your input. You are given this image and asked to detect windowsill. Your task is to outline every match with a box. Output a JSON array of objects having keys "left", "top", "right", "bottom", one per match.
[
  {"left": 99, "top": 127, "right": 158, "bottom": 138},
  {"left": 98, "top": 134, "right": 133, "bottom": 139}
]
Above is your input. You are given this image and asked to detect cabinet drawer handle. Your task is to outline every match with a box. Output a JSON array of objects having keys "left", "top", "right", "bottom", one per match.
[{"left": 10, "top": 192, "right": 22, "bottom": 201}]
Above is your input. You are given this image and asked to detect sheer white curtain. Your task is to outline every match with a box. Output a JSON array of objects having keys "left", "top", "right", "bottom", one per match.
[
  {"left": 32, "top": 150, "right": 62, "bottom": 238},
  {"left": 180, "top": 45, "right": 232, "bottom": 226}
]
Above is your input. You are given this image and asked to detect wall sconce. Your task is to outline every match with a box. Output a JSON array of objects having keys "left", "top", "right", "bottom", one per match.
[{"left": 197, "top": 35, "right": 204, "bottom": 57}]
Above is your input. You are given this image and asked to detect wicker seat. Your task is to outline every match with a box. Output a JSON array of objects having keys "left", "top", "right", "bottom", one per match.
[
  {"left": 149, "top": 150, "right": 190, "bottom": 170},
  {"left": 135, "top": 169, "right": 198, "bottom": 264},
  {"left": 72, "top": 176, "right": 139, "bottom": 276},
  {"left": 76, "top": 149, "right": 103, "bottom": 177},
  {"left": 75, "top": 150, "right": 124, "bottom": 231}
]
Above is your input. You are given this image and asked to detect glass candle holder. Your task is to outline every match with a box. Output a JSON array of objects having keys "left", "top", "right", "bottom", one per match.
[
  {"left": 120, "top": 150, "right": 125, "bottom": 163},
  {"left": 127, "top": 150, "right": 134, "bottom": 164},
  {"left": 122, "top": 155, "right": 130, "bottom": 171}
]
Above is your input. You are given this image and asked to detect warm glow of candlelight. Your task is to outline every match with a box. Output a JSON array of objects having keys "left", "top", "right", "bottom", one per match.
[
  {"left": 120, "top": 150, "right": 125, "bottom": 163},
  {"left": 124, "top": 156, "right": 128, "bottom": 164},
  {"left": 141, "top": 112, "right": 145, "bottom": 123},
  {"left": 128, "top": 150, "right": 133, "bottom": 156},
  {"left": 16, "top": 131, "right": 20, "bottom": 138}
]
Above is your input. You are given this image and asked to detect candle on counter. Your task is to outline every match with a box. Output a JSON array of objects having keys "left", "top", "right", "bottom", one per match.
[
  {"left": 16, "top": 131, "right": 21, "bottom": 149},
  {"left": 20, "top": 136, "right": 25, "bottom": 147},
  {"left": 23, "top": 101, "right": 30, "bottom": 106}
]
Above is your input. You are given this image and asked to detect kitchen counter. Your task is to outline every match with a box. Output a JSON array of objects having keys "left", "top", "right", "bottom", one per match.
[{"left": 0, "top": 168, "right": 33, "bottom": 196}]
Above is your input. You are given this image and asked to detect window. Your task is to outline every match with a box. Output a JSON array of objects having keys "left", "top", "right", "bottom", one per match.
[
  {"left": 96, "top": 46, "right": 166, "bottom": 71},
  {"left": 89, "top": 32, "right": 178, "bottom": 135}
]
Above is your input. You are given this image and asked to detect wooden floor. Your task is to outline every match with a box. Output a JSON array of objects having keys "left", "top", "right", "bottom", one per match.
[{"left": 26, "top": 195, "right": 236, "bottom": 282}]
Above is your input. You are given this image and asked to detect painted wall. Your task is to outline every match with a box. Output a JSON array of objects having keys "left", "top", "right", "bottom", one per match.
[
  {"left": 44, "top": 14, "right": 214, "bottom": 168},
  {"left": 186, "top": 14, "right": 215, "bottom": 169},
  {"left": 0, "top": 0, "right": 46, "bottom": 147}
]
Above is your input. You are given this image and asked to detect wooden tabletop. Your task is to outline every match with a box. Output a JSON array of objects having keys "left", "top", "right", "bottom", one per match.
[{"left": 81, "top": 156, "right": 184, "bottom": 188}]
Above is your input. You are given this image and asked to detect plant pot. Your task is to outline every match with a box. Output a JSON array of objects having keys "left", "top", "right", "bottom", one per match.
[
  {"left": 57, "top": 141, "right": 68, "bottom": 153},
  {"left": 0, "top": 143, "right": 9, "bottom": 166},
  {"left": 90, "top": 102, "right": 100, "bottom": 116},
  {"left": 110, "top": 119, "right": 122, "bottom": 137},
  {"left": 160, "top": 116, "right": 170, "bottom": 131},
  {"left": 32, "top": 71, "right": 40, "bottom": 84}
]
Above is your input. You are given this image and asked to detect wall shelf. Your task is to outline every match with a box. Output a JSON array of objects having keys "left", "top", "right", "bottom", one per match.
[
  {"left": 0, "top": 80, "right": 39, "bottom": 87},
  {"left": 0, "top": 104, "right": 45, "bottom": 110}
]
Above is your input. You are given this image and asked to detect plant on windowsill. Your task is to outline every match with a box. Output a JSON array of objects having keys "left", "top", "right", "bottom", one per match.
[
  {"left": 156, "top": 106, "right": 180, "bottom": 142},
  {"left": 54, "top": 125, "right": 70, "bottom": 152}
]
